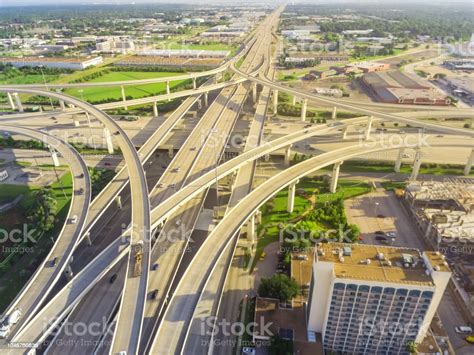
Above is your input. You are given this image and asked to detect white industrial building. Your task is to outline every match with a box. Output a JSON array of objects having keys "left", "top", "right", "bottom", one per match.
[
  {"left": 139, "top": 49, "right": 230, "bottom": 58},
  {"left": 0, "top": 56, "right": 103, "bottom": 70}
]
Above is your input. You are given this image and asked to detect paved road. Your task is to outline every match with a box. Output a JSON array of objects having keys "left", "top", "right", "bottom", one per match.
[{"left": 0, "top": 125, "right": 91, "bottom": 350}]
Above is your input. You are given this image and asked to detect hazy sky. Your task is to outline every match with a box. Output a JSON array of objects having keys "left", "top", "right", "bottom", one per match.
[{"left": 0, "top": 0, "right": 472, "bottom": 6}]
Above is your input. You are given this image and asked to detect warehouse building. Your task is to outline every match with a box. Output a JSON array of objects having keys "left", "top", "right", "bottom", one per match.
[
  {"left": 0, "top": 56, "right": 103, "bottom": 70},
  {"left": 139, "top": 49, "right": 230, "bottom": 58},
  {"left": 362, "top": 71, "right": 450, "bottom": 106}
]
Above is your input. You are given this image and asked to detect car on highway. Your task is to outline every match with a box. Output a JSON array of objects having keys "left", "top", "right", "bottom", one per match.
[
  {"left": 51, "top": 257, "right": 59, "bottom": 267},
  {"left": 455, "top": 326, "right": 473, "bottom": 334},
  {"left": 158, "top": 183, "right": 165, "bottom": 188},
  {"left": 170, "top": 183, "right": 176, "bottom": 189},
  {"left": 78, "top": 173, "right": 84, "bottom": 178},
  {"left": 172, "top": 167, "right": 181, "bottom": 173},
  {"left": 151, "top": 289, "right": 159, "bottom": 299},
  {"left": 70, "top": 215, "right": 78, "bottom": 224},
  {"left": 0, "top": 324, "right": 10, "bottom": 339},
  {"left": 465, "top": 335, "right": 474, "bottom": 344},
  {"left": 242, "top": 347, "right": 256, "bottom": 355},
  {"left": 0, "top": 309, "right": 22, "bottom": 337},
  {"left": 190, "top": 147, "right": 196, "bottom": 151},
  {"left": 152, "top": 263, "right": 159, "bottom": 271},
  {"left": 175, "top": 219, "right": 181, "bottom": 227},
  {"left": 109, "top": 274, "right": 118, "bottom": 283},
  {"left": 375, "top": 235, "right": 388, "bottom": 242}
]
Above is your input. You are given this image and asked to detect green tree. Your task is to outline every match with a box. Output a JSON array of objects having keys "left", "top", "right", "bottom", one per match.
[
  {"left": 258, "top": 274, "right": 299, "bottom": 301},
  {"left": 269, "top": 335, "right": 294, "bottom": 355}
]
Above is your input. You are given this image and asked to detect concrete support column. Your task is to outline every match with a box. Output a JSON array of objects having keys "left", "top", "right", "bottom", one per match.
[
  {"left": 84, "top": 232, "right": 92, "bottom": 246},
  {"left": 7, "top": 92, "right": 16, "bottom": 110},
  {"left": 252, "top": 83, "right": 257, "bottom": 103},
  {"left": 204, "top": 92, "right": 209, "bottom": 107},
  {"left": 197, "top": 98, "right": 202, "bottom": 110},
  {"left": 192, "top": 77, "right": 197, "bottom": 90},
  {"left": 247, "top": 214, "right": 255, "bottom": 242},
  {"left": 13, "top": 93, "right": 23, "bottom": 112},
  {"left": 292, "top": 96, "right": 296, "bottom": 106},
  {"left": 330, "top": 161, "right": 343, "bottom": 193},
  {"left": 153, "top": 101, "right": 158, "bottom": 117},
  {"left": 395, "top": 148, "right": 405, "bottom": 173},
  {"left": 64, "top": 264, "right": 74, "bottom": 280},
  {"left": 166, "top": 81, "right": 170, "bottom": 95},
  {"left": 425, "top": 221, "right": 433, "bottom": 238},
  {"left": 464, "top": 149, "right": 474, "bottom": 176},
  {"left": 273, "top": 89, "right": 278, "bottom": 114},
  {"left": 410, "top": 150, "right": 423, "bottom": 181},
  {"left": 120, "top": 86, "right": 127, "bottom": 110},
  {"left": 103, "top": 127, "right": 114, "bottom": 154},
  {"left": 301, "top": 98, "right": 308, "bottom": 122},
  {"left": 48, "top": 146, "right": 60, "bottom": 167},
  {"left": 364, "top": 116, "right": 373, "bottom": 141},
  {"left": 284, "top": 144, "right": 292, "bottom": 166},
  {"left": 332, "top": 106, "right": 337, "bottom": 120},
  {"left": 115, "top": 195, "right": 122, "bottom": 209},
  {"left": 168, "top": 147, "right": 174, "bottom": 158},
  {"left": 287, "top": 182, "right": 296, "bottom": 213},
  {"left": 59, "top": 100, "right": 66, "bottom": 111},
  {"left": 341, "top": 126, "right": 348, "bottom": 140}
]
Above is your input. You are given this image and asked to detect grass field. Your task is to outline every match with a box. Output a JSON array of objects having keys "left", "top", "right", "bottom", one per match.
[
  {"left": 64, "top": 71, "right": 189, "bottom": 102},
  {"left": 0, "top": 172, "right": 73, "bottom": 312},
  {"left": 0, "top": 73, "right": 60, "bottom": 85},
  {"left": 252, "top": 179, "right": 372, "bottom": 270}
]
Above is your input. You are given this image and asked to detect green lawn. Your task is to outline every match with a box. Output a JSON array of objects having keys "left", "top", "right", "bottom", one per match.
[
  {"left": 0, "top": 73, "right": 59, "bottom": 85},
  {"left": 0, "top": 172, "right": 73, "bottom": 312},
  {"left": 338, "top": 161, "right": 472, "bottom": 176},
  {"left": 252, "top": 179, "right": 372, "bottom": 270},
  {"left": 64, "top": 71, "right": 189, "bottom": 102}
]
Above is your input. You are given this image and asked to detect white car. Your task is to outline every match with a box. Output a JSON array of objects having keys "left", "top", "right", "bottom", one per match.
[
  {"left": 8, "top": 309, "right": 21, "bottom": 325},
  {"left": 455, "top": 326, "right": 473, "bottom": 334},
  {"left": 70, "top": 215, "right": 78, "bottom": 224},
  {"left": 0, "top": 324, "right": 10, "bottom": 339}
]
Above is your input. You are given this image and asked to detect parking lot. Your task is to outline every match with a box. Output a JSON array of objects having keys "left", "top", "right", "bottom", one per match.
[{"left": 345, "top": 186, "right": 474, "bottom": 354}]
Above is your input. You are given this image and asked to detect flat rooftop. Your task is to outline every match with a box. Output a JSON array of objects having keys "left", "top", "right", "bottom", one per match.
[
  {"left": 316, "top": 243, "right": 438, "bottom": 286},
  {"left": 0, "top": 56, "right": 100, "bottom": 63}
]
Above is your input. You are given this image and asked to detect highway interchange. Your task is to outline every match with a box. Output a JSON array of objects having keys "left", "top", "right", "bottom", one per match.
[{"left": 0, "top": 5, "right": 473, "bottom": 355}]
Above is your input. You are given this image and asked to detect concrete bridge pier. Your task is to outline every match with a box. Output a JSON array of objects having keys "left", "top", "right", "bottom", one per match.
[
  {"left": 292, "top": 96, "right": 296, "bottom": 106},
  {"left": 464, "top": 149, "right": 474, "bottom": 176},
  {"left": 341, "top": 126, "right": 348, "bottom": 140},
  {"left": 364, "top": 116, "right": 373, "bottom": 140},
  {"left": 193, "top": 77, "right": 197, "bottom": 90},
  {"left": 395, "top": 148, "right": 405, "bottom": 172},
  {"left": 330, "top": 161, "right": 343, "bottom": 193},
  {"left": 197, "top": 98, "right": 203, "bottom": 110},
  {"left": 153, "top": 101, "right": 158, "bottom": 117},
  {"left": 247, "top": 214, "right": 256, "bottom": 242},
  {"left": 273, "top": 89, "right": 278, "bottom": 114},
  {"left": 166, "top": 81, "right": 171, "bottom": 101},
  {"left": 84, "top": 232, "right": 92, "bottom": 246},
  {"left": 115, "top": 195, "right": 122, "bottom": 209},
  {"left": 168, "top": 147, "right": 174, "bottom": 158},
  {"left": 301, "top": 98, "right": 308, "bottom": 122},
  {"left": 120, "top": 86, "right": 127, "bottom": 110},
  {"left": 48, "top": 146, "right": 60, "bottom": 167},
  {"left": 332, "top": 106, "right": 337, "bottom": 120},
  {"left": 252, "top": 83, "right": 257, "bottom": 103},
  {"left": 13, "top": 93, "right": 23, "bottom": 112},
  {"left": 410, "top": 150, "right": 423, "bottom": 181},
  {"left": 59, "top": 100, "right": 66, "bottom": 111},
  {"left": 64, "top": 264, "right": 74, "bottom": 280},
  {"left": 7, "top": 92, "right": 16, "bottom": 110},
  {"left": 287, "top": 181, "right": 297, "bottom": 213},
  {"left": 103, "top": 127, "right": 114, "bottom": 154},
  {"left": 284, "top": 144, "right": 292, "bottom": 166},
  {"left": 204, "top": 92, "right": 209, "bottom": 107}
]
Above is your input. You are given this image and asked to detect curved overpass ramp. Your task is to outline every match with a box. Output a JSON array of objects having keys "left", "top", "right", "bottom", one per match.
[
  {"left": 0, "top": 125, "right": 91, "bottom": 345},
  {"left": 152, "top": 140, "right": 473, "bottom": 354}
]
